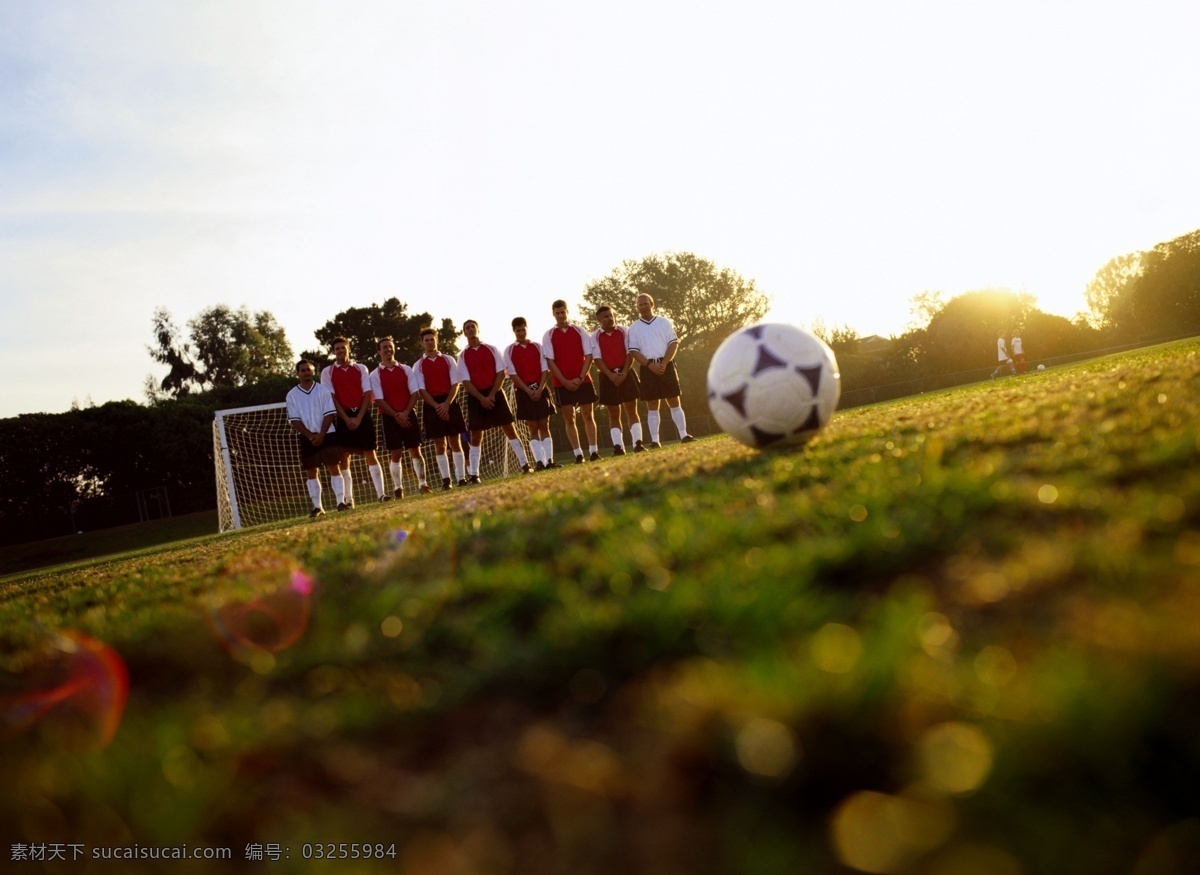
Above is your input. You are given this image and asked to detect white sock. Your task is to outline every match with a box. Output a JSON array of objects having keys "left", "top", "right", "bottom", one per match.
[
  {"left": 647, "top": 410, "right": 661, "bottom": 442},
  {"left": 369, "top": 464, "right": 385, "bottom": 498},
  {"left": 588, "top": 444, "right": 598, "bottom": 455},
  {"left": 453, "top": 451, "right": 466, "bottom": 480},
  {"left": 541, "top": 436, "right": 554, "bottom": 462},
  {"left": 630, "top": 422, "right": 643, "bottom": 444},
  {"left": 469, "top": 445, "right": 482, "bottom": 476},
  {"left": 529, "top": 440, "right": 545, "bottom": 465},
  {"left": 509, "top": 438, "right": 528, "bottom": 467},
  {"left": 412, "top": 456, "right": 426, "bottom": 487},
  {"left": 307, "top": 478, "right": 322, "bottom": 509},
  {"left": 610, "top": 427, "right": 624, "bottom": 449},
  {"left": 670, "top": 406, "right": 688, "bottom": 438},
  {"left": 330, "top": 474, "right": 345, "bottom": 505},
  {"left": 436, "top": 454, "right": 450, "bottom": 480},
  {"left": 341, "top": 471, "right": 354, "bottom": 504},
  {"left": 389, "top": 461, "right": 403, "bottom": 491}
]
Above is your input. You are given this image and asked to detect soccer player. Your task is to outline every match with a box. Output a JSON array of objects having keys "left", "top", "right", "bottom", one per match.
[
  {"left": 458, "top": 319, "right": 532, "bottom": 482},
  {"left": 991, "top": 332, "right": 1016, "bottom": 378},
  {"left": 321, "top": 337, "right": 388, "bottom": 506},
  {"left": 626, "top": 294, "right": 696, "bottom": 447},
  {"left": 412, "top": 327, "right": 468, "bottom": 490},
  {"left": 1011, "top": 332, "right": 1026, "bottom": 374},
  {"left": 505, "top": 317, "right": 559, "bottom": 470},
  {"left": 592, "top": 305, "right": 642, "bottom": 456},
  {"left": 370, "top": 335, "right": 432, "bottom": 498},
  {"left": 543, "top": 299, "right": 600, "bottom": 463},
  {"left": 286, "top": 359, "right": 344, "bottom": 518}
]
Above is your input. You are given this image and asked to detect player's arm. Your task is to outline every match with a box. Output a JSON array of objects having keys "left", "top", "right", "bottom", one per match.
[
  {"left": 506, "top": 348, "right": 535, "bottom": 397},
  {"left": 657, "top": 339, "right": 679, "bottom": 375}
]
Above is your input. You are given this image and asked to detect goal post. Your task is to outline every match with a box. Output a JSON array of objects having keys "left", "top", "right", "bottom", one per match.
[{"left": 212, "top": 391, "right": 532, "bottom": 532}]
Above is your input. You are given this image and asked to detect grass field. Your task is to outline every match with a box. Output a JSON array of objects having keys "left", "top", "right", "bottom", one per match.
[{"left": 1, "top": 340, "right": 1198, "bottom": 874}]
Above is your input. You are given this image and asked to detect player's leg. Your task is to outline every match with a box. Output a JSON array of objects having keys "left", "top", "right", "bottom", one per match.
[
  {"left": 467, "top": 429, "right": 485, "bottom": 484},
  {"left": 304, "top": 466, "right": 324, "bottom": 516},
  {"left": 645, "top": 399, "right": 663, "bottom": 448},
  {"left": 433, "top": 436, "right": 453, "bottom": 489},
  {"left": 580, "top": 402, "right": 599, "bottom": 461},
  {"left": 560, "top": 403, "right": 582, "bottom": 459},
  {"left": 447, "top": 432, "right": 467, "bottom": 484},
  {"left": 665, "top": 395, "right": 694, "bottom": 443},
  {"left": 362, "top": 447, "right": 387, "bottom": 501},
  {"left": 605, "top": 404, "right": 626, "bottom": 455},
  {"left": 500, "top": 422, "right": 531, "bottom": 471},
  {"left": 330, "top": 451, "right": 349, "bottom": 508},
  {"left": 622, "top": 399, "right": 641, "bottom": 452},
  {"left": 408, "top": 447, "right": 430, "bottom": 493}
]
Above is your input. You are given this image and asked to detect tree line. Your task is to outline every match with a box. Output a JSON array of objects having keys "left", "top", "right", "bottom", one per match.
[{"left": 3, "top": 230, "right": 1198, "bottom": 546}]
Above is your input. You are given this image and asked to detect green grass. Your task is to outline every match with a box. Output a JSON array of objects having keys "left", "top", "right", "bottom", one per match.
[
  {"left": 1, "top": 340, "right": 1198, "bottom": 874},
  {"left": 0, "top": 510, "right": 220, "bottom": 580}
]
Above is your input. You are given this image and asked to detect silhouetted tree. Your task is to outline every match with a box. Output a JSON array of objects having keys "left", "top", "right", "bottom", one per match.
[{"left": 312, "top": 297, "right": 459, "bottom": 366}]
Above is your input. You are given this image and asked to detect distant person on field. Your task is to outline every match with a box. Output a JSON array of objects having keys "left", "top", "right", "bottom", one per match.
[
  {"left": 543, "top": 299, "right": 600, "bottom": 463},
  {"left": 458, "top": 319, "right": 532, "bottom": 482},
  {"left": 370, "top": 336, "right": 431, "bottom": 498},
  {"left": 1011, "top": 332, "right": 1026, "bottom": 374},
  {"left": 627, "top": 294, "right": 695, "bottom": 447},
  {"left": 413, "top": 327, "right": 468, "bottom": 490},
  {"left": 505, "top": 317, "right": 559, "bottom": 470},
  {"left": 322, "top": 337, "right": 388, "bottom": 506},
  {"left": 991, "top": 331, "right": 1016, "bottom": 379},
  {"left": 286, "top": 359, "right": 343, "bottom": 518},
  {"left": 592, "top": 305, "right": 642, "bottom": 456}
]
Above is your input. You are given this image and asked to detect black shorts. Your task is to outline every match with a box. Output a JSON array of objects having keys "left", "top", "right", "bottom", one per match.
[
  {"left": 467, "top": 391, "right": 516, "bottom": 431},
  {"left": 382, "top": 412, "right": 423, "bottom": 450},
  {"left": 555, "top": 380, "right": 598, "bottom": 408},
  {"left": 298, "top": 435, "right": 338, "bottom": 469},
  {"left": 596, "top": 369, "right": 641, "bottom": 406},
  {"left": 422, "top": 394, "right": 468, "bottom": 439},
  {"left": 514, "top": 383, "right": 556, "bottom": 420},
  {"left": 639, "top": 361, "right": 682, "bottom": 401},
  {"left": 336, "top": 407, "right": 377, "bottom": 452}
]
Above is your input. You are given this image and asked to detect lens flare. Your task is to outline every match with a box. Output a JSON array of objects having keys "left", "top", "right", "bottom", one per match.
[
  {"left": 0, "top": 631, "right": 129, "bottom": 750},
  {"left": 208, "top": 550, "right": 314, "bottom": 654}
]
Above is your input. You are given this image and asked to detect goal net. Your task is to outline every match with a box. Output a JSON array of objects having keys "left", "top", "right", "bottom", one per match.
[{"left": 213, "top": 392, "right": 532, "bottom": 532}]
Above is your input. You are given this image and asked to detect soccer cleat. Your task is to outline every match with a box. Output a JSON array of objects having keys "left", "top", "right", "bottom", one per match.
[
  {"left": 613, "top": 446, "right": 626, "bottom": 456},
  {"left": 469, "top": 474, "right": 481, "bottom": 485},
  {"left": 442, "top": 478, "right": 453, "bottom": 491},
  {"left": 522, "top": 464, "right": 533, "bottom": 474},
  {"left": 379, "top": 494, "right": 393, "bottom": 502},
  {"left": 337, "top": 502, "right": 351, "bottom": 512},
  {"left": 634, "top": 440, "right": 646, "bottom": 453},
  {"left": 680, "top": 434, "right": 697, "bottom": 444},
  {"left": 589, "top": 451, "right": 601, "bottom": 462},
  {"left": 545, "top": 460, "right": 560, "bottom": 469},
  {"left": 535, "top": 461, "right": 546, "bottom": 471},
  {"left": 650, "top": 441, "right": 662, "bottom": 449},
  {"left": 419, "top": 484, "right": 433, "bottom": 495},
  {"left": 575, "top": 454, "right": 585, "bottom": 464},
  {"left": 309, "top": 507, "right": 325, "bottom": 519},
  {"left": 395, "top": 488, "right": 405, "bottom": 499},
  {"left": 458, "top": 478, "right": 469, "bottom": 487}
]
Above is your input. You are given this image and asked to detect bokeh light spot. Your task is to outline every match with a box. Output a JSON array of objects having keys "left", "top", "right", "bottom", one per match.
[
  {"left": 917, "top": 722, "right": 994, "bottom": 796},
  {"left": 735, "top": 717, "right": 798, "bottom": 780},
  {"left": 811, "top": 623, "right": 863, "bottom": 674},
  {"left": 831, "top": 790, "right": 957, "bottom": 873}
]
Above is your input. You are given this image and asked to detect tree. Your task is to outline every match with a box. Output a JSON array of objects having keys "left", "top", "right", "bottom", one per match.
[
  {"left": 580, "top": 252, "right": 771, "bottom": 354},
  {"left": 1084, "top": 252, "right": 1142, "bottom": 334},
  {"left": 147, "top": 305, "right": 294, "bottom": 399},
  {"left": 311, "top": 297, "right": 460, "bottom": 366}
]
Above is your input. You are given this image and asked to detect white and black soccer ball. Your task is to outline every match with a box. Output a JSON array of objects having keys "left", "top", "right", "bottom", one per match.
[{"left": 707, "top": 323, "right": 841, "bottom": 450}]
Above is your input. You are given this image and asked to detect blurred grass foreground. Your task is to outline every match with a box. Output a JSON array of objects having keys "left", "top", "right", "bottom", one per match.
[{"left": 1, "top": 339, "right": 1199, "bottom": 874}]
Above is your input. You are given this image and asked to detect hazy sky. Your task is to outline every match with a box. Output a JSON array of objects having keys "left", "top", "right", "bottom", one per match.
[{"left": 2, "top": 0, "right": 1198, "bottom": 418}]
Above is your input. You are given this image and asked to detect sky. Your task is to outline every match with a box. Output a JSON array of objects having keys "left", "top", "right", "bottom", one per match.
[{"left": 2, "top": 0, "right": 1199, "bottom": 418}]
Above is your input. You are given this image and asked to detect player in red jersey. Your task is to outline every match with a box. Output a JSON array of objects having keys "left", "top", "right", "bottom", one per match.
[
  {"left": 458, "top": 320, "right": 532, "bottom": 482},
  {"left": 542, "top": 299, "right": 600, "bottom": 463},
  {"left": 370, "top": 336, "right": 432, "bottom": 497},
  {"left": 413, "top": 327, "right": 468, "bottom": 490},
  {"left": 592, "top": 305, "right": 643, "bottom": 456},
  {"left": 505, "top": 317, "right": 558, "bottom": 470},
  {"left": 321, "top": 337, "right": 388, "bottom": 507}
]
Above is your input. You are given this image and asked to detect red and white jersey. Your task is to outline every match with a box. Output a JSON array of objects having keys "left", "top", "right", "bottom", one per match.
[
  {"left": 286, "top": 382, "right": 337, "bottom": 433},
  {"left": 412, "top": 352, "right": 459, "bottom": 397},
  {"left": 369, "top": 361, "right": 418, "bottom": 411},
  {"left": 626, "top": 315, "right": 678, "bottom": 361},
  {"left": 504, "top": 340, "right": 549, "bottom": 387},
  {"left": 542, "top": 323, "right": 595, "bottom": 387},
  {"left": 458, "top": 342, "right": 507, "bottom": 389},
  {"left": 593, "top": 326, "right": 631, "bottom": 372},
  {"left": 321, "top": 361, "right": 371, "bottom": 408}
]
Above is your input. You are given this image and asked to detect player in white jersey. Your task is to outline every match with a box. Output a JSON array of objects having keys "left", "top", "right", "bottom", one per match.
[
  {"left": 626, "top": 294, "right": 696, "bottom": 448},
  {"left": 991, "top": 332, "right": 1016, "bottom": 378},
  {"left": 286, "top": 359, "right": 345, "bottom": 518}
]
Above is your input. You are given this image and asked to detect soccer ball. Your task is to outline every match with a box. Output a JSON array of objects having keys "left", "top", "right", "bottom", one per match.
[
  {"left": 707, "top": 322, "right": 841, "bottom": 450},
  {"left": 1037, "top": 364, "right": 1046, "bottom": 371}
]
